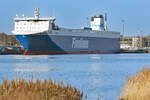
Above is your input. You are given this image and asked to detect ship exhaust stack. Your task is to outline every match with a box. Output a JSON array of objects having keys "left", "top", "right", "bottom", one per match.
[
  {"left": 34, "top": 8, "right": 40, "bottom": 19},
  {"left": 90, "top": 14, "right": 105, "bottom": 31},
  {"left": 49, "top": 17, "right": 56, "bottom": 30},
  {"left": 105, "top": 13, "right": 108, "bottom": 31}
]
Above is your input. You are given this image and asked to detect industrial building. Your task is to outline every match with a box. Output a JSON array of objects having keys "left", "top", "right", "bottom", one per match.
[{"left": 120, "top": 35, "right": 147, "bottom": 50}]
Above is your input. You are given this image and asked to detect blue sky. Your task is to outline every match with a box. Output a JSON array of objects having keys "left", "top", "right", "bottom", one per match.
[{"left": 0, "top": 0, "right": 150, "bottom": 36}]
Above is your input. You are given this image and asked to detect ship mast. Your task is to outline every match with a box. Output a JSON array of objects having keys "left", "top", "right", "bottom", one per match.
[{"left": 34, "top": 8, "right": 40, "bottom": 19}]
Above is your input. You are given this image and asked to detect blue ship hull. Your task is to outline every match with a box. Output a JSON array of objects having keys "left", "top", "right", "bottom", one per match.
[{"left": 15, "top": 33, "right": 120, "bottom": 55}]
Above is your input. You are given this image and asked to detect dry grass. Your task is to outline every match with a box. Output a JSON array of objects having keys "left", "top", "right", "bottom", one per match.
[
  {"left": 0, "top": 78, "right": 83, "bottom": 100},
  {"left": 120, "top": 68, "right": 150, "bottom": 100}
]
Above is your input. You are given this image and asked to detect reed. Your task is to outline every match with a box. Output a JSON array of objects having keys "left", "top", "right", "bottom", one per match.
[
  {"left": 120, "top": 68, "right": 150, "bottom": 100},
  {"left": 0, "top": 78, "right": 83, "bottom": 100}
]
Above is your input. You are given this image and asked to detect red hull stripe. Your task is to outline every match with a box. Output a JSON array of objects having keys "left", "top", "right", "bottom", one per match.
[{"left": 23, "top": 51, "right": 119, "bottom": 55}]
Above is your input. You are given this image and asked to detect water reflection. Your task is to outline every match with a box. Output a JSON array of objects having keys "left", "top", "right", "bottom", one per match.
[
  {"left": 14, "top": 67, "right": 49, "bottom": 72},
  {"left": 12, "top": 56, "right": 53, "bottom": 80},
  {"left": 12, "top": 55, "right": 49, "bottom": 60},
  {"left": 90, "top": 54, "right": 101, "bottom": 60},
  {"left": 91, "top": 63, "right": 102, "bottom": 73},
  {"left": 14, "top": 62, "right": 49, "bottom": 68}
]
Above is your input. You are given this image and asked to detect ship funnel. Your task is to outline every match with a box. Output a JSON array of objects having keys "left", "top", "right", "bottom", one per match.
[
  {"left": 104, "top": 13, "right": 108, "bottom": 31},
  {"left": 34, "top": 8, "right": 40, "bottom": 19},
  {"left": 90, "top": 14, "right": 105, "bottom": 31},
  {"left": 49, "top": 17, "right": 56, "bottom": 30}
]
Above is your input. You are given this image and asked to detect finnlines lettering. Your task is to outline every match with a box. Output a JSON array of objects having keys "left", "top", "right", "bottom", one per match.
[{"left": 72, "top": 38, "right": 89, "bottom": 48}]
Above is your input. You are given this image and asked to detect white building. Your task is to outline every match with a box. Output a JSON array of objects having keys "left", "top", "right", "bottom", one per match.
[
  {"left": 132, "top": 36, "right": 146, "bottom": 49},
  {"left": 120, "top": 43, "right": 131, "bottom": 49}
]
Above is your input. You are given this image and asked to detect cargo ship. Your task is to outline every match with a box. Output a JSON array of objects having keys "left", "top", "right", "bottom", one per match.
[{"left": 12, "top": 8, "right": 120, "bottom": 55}]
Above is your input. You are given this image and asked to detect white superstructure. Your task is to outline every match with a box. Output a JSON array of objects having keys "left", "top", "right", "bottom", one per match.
[
  {"left": 90, "top": 15, "right": 105, "bottom": 31},
  {"left": 12, "top": 8, "right": 55, "bottom": 35}
]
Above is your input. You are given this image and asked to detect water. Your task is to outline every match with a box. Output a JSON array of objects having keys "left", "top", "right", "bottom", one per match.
[{"left": 0, "top": 54, "right": 150, "bottom": 100}]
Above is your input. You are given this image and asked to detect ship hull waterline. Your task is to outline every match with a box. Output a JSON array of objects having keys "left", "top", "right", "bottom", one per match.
[{"left": 15, "top": 33, "right": 120, "bottom": 55}]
